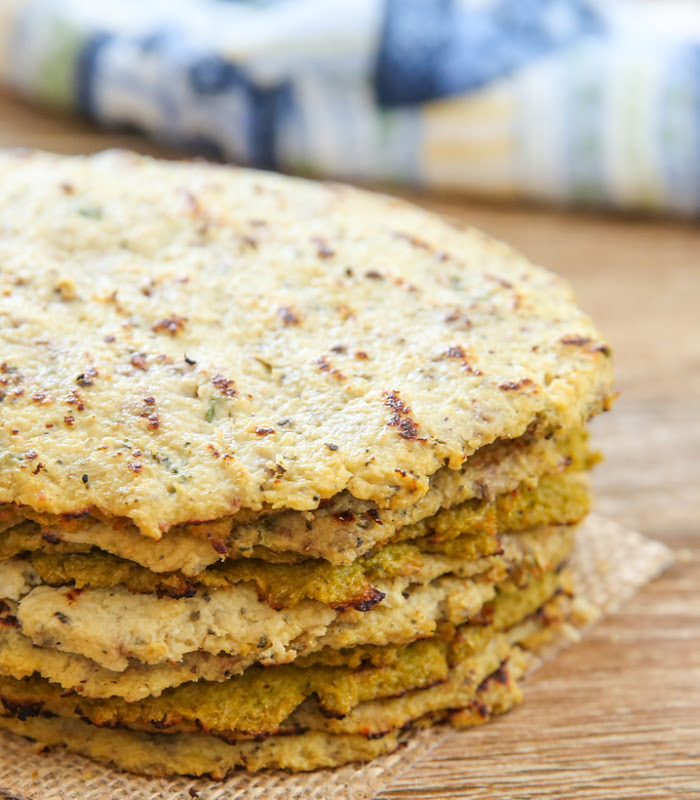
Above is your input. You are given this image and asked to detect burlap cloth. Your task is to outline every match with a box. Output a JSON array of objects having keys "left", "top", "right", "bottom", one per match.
[{"left": 0, "top": 514, "right": 673, "bottom": 800}]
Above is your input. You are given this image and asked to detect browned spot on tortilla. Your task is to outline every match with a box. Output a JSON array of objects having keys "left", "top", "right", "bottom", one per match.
[
  {"left": 499, "top": 378, "right": 536, "bottom": 392},
  {"left": 152, "top": 316, "right": 187, "bottom": 336},
  {"left": 211, "top": 374, "right": 237, "bottom": 398}
]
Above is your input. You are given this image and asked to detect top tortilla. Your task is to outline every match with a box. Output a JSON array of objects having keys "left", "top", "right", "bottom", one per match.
[{"left": 0, "top": 150, "right": 613, "bottom": 538}]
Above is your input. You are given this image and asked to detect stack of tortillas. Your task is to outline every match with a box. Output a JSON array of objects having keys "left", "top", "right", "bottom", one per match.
[{"left": 0, "top": 151, "right": 614, "bottom": 778}]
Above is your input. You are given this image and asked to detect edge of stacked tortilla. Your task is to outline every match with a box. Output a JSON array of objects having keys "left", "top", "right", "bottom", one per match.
[{"left": 0, "top": 151, "right": 614, "bottom": 776}]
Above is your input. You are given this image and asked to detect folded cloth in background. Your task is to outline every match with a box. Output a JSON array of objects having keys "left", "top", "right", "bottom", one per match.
[{"left": 1, "top": 0, "right": 699, "bottom": 214}]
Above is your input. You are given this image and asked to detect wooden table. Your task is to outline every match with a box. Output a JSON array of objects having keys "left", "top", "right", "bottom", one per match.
[{"left": 1, "top": 88, "right": 698, "bottom": 799}]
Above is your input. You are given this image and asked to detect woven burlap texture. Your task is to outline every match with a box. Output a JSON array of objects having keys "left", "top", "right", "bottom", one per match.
[{"left": 0, "top": 514, "right": 673, "bottom": 800}]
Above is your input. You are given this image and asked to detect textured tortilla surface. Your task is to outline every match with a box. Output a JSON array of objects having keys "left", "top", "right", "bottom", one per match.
[
  {"left": 7, "top": 525, "right": 573, "bottom": 671},
  {"left": 0, "top": 635, "right": 540, "bottom": 775},
  {"left": 0, "top": 149, "right": 612, "bottom": 778},
  {"left": 0, "top": 625, "right": 255, "bottom": 702},
  {"left": 0, "top": 570, "right": 567, "bottom": 737},
  {"left": 0, "top": 150, "right": 613, "bottom": 538},
  {"left": 17, "top": 470, "right": 589, "bottom": 608},
  {"left": 0, "top": 524, "right": 572, "bottom": 700},
  {"left": 1, "top": 427, "right": 586, "bottom": 570}
]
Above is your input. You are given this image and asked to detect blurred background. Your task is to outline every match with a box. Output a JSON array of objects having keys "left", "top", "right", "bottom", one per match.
[{"left": 1, "top": 0, "right": 700, "bottom": 215}]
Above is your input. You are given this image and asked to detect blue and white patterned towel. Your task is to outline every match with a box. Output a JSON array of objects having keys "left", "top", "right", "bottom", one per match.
[{"left": 2, "top": 0, "right": 700, "bottom": 214}]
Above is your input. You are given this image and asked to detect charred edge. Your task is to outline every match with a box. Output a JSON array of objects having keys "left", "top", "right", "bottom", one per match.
[
  {"left": 365, "top": 730, "right": 390, "bottom": 740},
  {"left": 317, "top": 706, "right": 347, "bottom": 720},
  {"left": 156, "top": 584, "right": 198, "bottom": 600},
  {"left": 366, "top": 508, "right": 383, "bottom": 525},
  {"left": 77, "top": 714, "right": 120, "bottom": 730},
  {"left": 333, "top": 587, "right": 386, "bottom": 613},
  {"left": 0, "top": 697, "right": 45, "bottom": 720},
  {"left": 477, "top": 663, "right": 509, "bottom": 693},
  {"left": 62, "top": 509, "right": 91, "bottom": 520},
  {"left": 466, "top": 700, "right": 490, "bottom": 720}
]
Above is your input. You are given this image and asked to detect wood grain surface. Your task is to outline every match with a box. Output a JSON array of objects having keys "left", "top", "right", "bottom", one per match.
[{"left": 1, "top": 87, "right": 698, "bottom": 799}]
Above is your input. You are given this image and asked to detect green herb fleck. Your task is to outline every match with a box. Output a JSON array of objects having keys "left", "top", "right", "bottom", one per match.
[{"left": 77, "top": 206, "right": 103, "bottom": 220}]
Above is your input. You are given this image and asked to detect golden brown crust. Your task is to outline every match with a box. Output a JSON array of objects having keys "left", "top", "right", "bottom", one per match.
[{"left": 0, "top": 150, "right": 613, "bottom": 539}]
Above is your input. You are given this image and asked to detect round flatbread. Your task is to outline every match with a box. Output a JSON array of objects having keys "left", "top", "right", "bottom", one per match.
[{"left": 0, "top": 150, "right": 612, "bottom": 539}]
